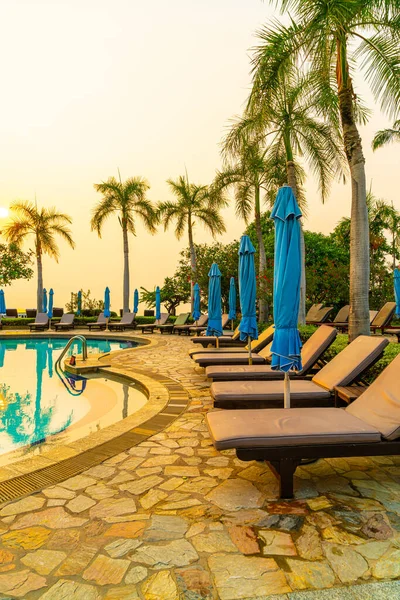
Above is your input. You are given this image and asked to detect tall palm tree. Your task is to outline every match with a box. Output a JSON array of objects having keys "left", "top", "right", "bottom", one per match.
[
  {"left": 91, "top": 175, "right": 157, "bottom": 313},
  {"left": 372, "top": 120, "right": 400, "bottom": 151},
  {"left": 223, "top": 69, "right": 343, "bottom": 323},
  {"left": 253, "top": 1, "right": 400, "bottom": 340},
  {"left": 2, "top": 201, "right": 74, "bottom": 311},
  {"left": 158, "top": 173, "right": 227, "bottom": 309}
]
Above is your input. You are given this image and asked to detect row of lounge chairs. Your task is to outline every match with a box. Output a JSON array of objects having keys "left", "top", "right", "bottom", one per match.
[
  {"left": 306, "top": 301, "right": 398, "bottom": 336},
  {"left": 190, "top": 324, "right": 400, "bottom": 498},
  {"left": 3, "top": 308, "right": 64, "bottom": 318}
]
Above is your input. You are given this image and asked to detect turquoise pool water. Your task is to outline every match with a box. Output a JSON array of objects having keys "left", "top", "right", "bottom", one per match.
[{"left": 0, "top": 337, "right": 146, "bottom": 463}]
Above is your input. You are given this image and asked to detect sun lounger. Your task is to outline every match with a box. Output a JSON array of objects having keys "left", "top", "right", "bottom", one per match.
[
  {"left": 370, "top": 302, "right": 397, "bottom": 334},
  {"left": 206, "top": 325, "right": 337, "bottom": 381},
  {"left": 5, "top": 309, "right": 18, "bottom": 318},
  {"left": 206, "top": 352, "right": 400, "bottom": 498},
  {"left": 315, "top": 305, "right": 349, "bottom": 328},
  {"left": 88, "top": 313, "right": 107, "bottom": 331},
  {"left": 305, "top": 304, "right": 323, "bottom": 322},
  {"left": 108, "top": 312, "right": 137, "bottom": 331},
  {"left": 26, "top": 309, "right": 37, "bottom": 318},
  {"left": 175, "top": 314, "right": 208, "bottom": 336},
  {"left": 191, "top": 326, "right": 276, "bottom": 367},
  {"left": 306, "top": 306, "right": 334, "bottom": 325},
  {"left": 210, "top": 335, "right": 388, "bottom": 408},
  {"left": 54, "top": 313, "right": 75, "bottom": 331},
  {"left": 137, "top": 313, "right": 168, "bottom": 333},
  {"left": 29, "top": 313, "right": 50, "bottom": 331},
  {"left": 191, "top": 326, "right": 244, "bottom": 347},
  {"left": 189, "top": 313, "right": 230, "bottom": 336},
  {"left": 157, "top": 312, "right": 190, "bottom": 334}
]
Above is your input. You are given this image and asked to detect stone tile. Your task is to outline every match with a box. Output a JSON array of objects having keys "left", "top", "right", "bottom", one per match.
[
  {"left": 1, "top": 527, "right": 51, "bottom": 550},
  {"left": 323, "top": 543, "right": 368, "bottom": 583},
  {"left": 139, "top": 489, "right": 167, "bottom": 509},
  {"left": 356, "top": 540, "right": 391, "bottom": 560},
  {"left": 164, "top": 466, "right": 200, "bottom": 477},
  {"left": 132, "top": 538, "right": 198, "bottom": 568},
  {"left": 159, "top": 498, "right": 201, "bottom": 510},
  {"left": 206, "top": 479, "right": 264, "bottom": 511},
  {"left": 259, "top": 530, "right": 297, "bottom": 556},
  {"left": 83, "top": 554, "right": 130, "bottom": 585},
  {"left": 109, "top": 471, "right": 135, "bottom": 486},
  {"left": 372, "top": 548, "right": 400, "bottom": 579},
  {"left": 40, "top": 578, "right": 101, "bottom": 600},
  {"left": 228, "top": 525, "right": 260, "bottom": 554},
  {"left": 48, "top": 499, "right": 67, "bottom": 507},
  {"left": 306, "top": 496, "right": 333, "bottom": 511},
  {"left": 267, "top": 501, "right": 308, "bottom": 515},
  {"left": 103, "top": 585, "right": 139, "bottom": 599},
  {"left": 259, "top": 514, "right": 304, "bottom": 531},
  {"left": 10, "top": 507, "right": 88, "bottom": 530},
  {"left": 21, "top": 549, "right": 66, "bottom": 575},
  {"left": 0, "top": 569, "right": 46, "bottom": 597},
  {"left": 122, "top": 457, "right": 146, "bottom": 471},
  {"left": 125, "top": 564, "right": 148, "bottom": 584},
  {"left": 143, "top": 515, "right": 188, "bottom": 541},
  {"left": 361, "top": 514, "right": 393, "bottom": 540},
  {"left": 192, "top": 530, "right": 238, "bottom": 553},
  {"left": 86, "top": 483, "right": 118, "bottom": 500},
  {"left": 295, "top": 525, "right": 323, "bottom": 561},
  {"left": 56, "top": 545, "right": 97, "bottom": 576},
  {"left": 104, "top": 521, "right": 147, "bottom": 538},
  {"left": 89, "top": 498, "right": 137, "bottom": 519},
  {"left": 141, "top": 455, "right": 179, "bottom": 468},
  {"left": 176, "top": 565, "right": 213, "bottom": 600},
  {"left": 46, "top": 528, "right": 80, "bottom": 551},
  {"left": 136, "top": 467, "right": 162, "bottom": 477},
  {"left": 208, "top": 554, "right": 290, "bottom": 599},
  {"left": 158, "top": 477, "right": 184, "bottom": 491},
  {"left": 285, "top": 558, "right": 335, "bottom": 590},
  {"left": 0, "top": 497, "right": 45, "bottom": 517},
  {"left": 60, "top": 475, "right": 97, "bottom": 490},
  {"left": 204, "top": 467, "right": 233, "bottom": 480},
  {"left": 66, "top": 495, "right": 96, "bottom": 513},
  {"left": 206, "top": 457, "right": 230, "bottom": 467},
  {"left": 104, "top": 538, "right": 142, "bottom": 558},
  {"left": 120, "top": 475, "right": 164, "bottom": 495},
  {"left": 321, "top": 526, "right": 365, "bottom": 545},
  {"left": 84, "top": 465, "right": 116, "bottom": 478},
  {"left": 141, "top": 570, "right": 178, "bottom": 600}
]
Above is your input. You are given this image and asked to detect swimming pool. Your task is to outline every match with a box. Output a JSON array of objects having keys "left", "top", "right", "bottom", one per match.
[{"left": 0, "top": 337, "right": 147, "bottom": 464}]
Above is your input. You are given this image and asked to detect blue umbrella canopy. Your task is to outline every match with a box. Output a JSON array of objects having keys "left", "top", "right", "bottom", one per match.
[
  {"left": 48, "top": 288, "right": 54, "bottom": 318},
  {"left": 192, "top": 283, "right": 201, "bottom": 321},
  {"left": 77, "top": 290, "right": 82, "bottom": 316},
  {"left": 0, "top": 290, "right": 6, "bottom": 314},
  {"left": 155, "top": 286, "right": 161, "bottom": 320},
  {"left": 104, "top": 287, "right": 111, "bottom": 318},
  {"left": 133, "top": 289, "right": 139, "bottom": 314},
  {"left": 206, "top": 263, "right": 223, "bottom": 337},
  {"left": 42, "top": 289, "right": 47, "bottom": 313},
  {"left": 238, "top": 236, "right": 258, "bottom": 344},
  {"left": 228, "top": 277, "right": 237, "bottom": 322},
  {"left": 395, "top": 269, "right": 400, "bottom": 317},
  {"left": 270, "top": 185, "right": 303, "bottom": 381}
]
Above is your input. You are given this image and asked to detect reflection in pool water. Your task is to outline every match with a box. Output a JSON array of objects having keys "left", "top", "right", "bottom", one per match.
[{"left": 0, "top": 337, "right": 145, "bottom": 462}]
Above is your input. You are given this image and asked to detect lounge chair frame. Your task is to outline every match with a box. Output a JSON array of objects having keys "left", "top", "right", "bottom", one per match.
[{"left": 108, "top": 313, "right": 137, "bottom": 331}]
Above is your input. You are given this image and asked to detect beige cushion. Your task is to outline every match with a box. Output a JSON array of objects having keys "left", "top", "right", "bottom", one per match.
[
  {"left": 210, "top": 379, "right": 331, "bottom": 403},
  {"left": 195, "top": 353, "right": 267, "bottom": 366},
  {"left": 312, "top": 335, "right": 389, "bottom": 391},
  {"left": 346, "top": 353, "right": 400, "bottom": 440},
  {"left": 301, "top": 325, "right": 337, "bottom": 373},
  {"left": 190, "top": 347, "right": 248, "bottom": 357},
  {"left": 333, "top": 306, "right": 350, "bottom": 323},
  {"left": 250, "top": 325, "right": 275, "bottom": 352},
  {"left": 206, "top": 408, "right": 381, "bottom": 450},
  {"left": 206, "top": 365, "right": 282, "bottom": 381},
  {"left": 371, "top": 302, "right": 396, "bottom": 328}
]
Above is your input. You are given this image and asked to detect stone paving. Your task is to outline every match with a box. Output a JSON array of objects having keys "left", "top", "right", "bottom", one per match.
[{"left": 0, "top": 334, "right": 400, "bottom": 599}]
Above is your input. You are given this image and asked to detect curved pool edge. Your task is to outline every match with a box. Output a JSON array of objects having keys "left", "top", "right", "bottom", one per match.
[{"left": 0, "top": 333, "right": 189, "bottom": 504}]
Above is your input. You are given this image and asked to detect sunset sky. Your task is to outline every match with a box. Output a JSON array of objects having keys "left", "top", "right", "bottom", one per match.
[{"left": 0, "top": 0, "right": 398, "bottom": 312}]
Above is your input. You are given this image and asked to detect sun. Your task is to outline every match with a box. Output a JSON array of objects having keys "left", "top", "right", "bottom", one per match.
[{"left": 0, "top": 207, "right": 9, "bottom": 218}]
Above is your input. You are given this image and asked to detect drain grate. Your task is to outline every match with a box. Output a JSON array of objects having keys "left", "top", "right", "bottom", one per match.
[{"left": 0, "top": 374, "right": 190, "bottom": 504}]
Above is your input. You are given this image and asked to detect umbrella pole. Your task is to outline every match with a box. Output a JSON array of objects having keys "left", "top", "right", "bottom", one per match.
[
  {"left": 248, "top": 336, "right": 252, "bottom": 365},
  {"left": 215, "top": 336, "right": 219, "bottom": 348},
  {"left": 284, "top": 372, "right": 291, "bottom": 409}
]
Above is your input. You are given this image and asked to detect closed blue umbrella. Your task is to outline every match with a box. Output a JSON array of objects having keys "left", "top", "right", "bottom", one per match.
[
  {"left": 193, "top": 283, "right": 201, "bottom": 322},
  {"left": 133, "top": 289, "right": 139, "bottom": 314},
  {"left": 42, "top": 289, "right": 47, "bottom": 313},
  {"left": 0, "top": 290, "right": 6, "bottom": 315},
  {"left": 104, "top": 287, "right": 111, "bottom": 318},
  {"left": 394, "top": 268, "right": 400, "bottom": 317},
  {"left": 206, "top": 263, "right": 223, "bottom": 344},
  {"left": 48, "top": 288, "right": 54, "bottom": 318},
  {"left": 270, "top": 185, "right": 303, "bottom": 408},
  {"left": 228, "top": 277, "right": 236, "bottom": 329},
  {"left": 155, "top": 286, "right": 161, "bottom": 320},
  {"left": 238, "top": 235, "right": 258, "bottom": 364},
  {"left": 77, "top": 291, "right": 82, "bottom": 316}
]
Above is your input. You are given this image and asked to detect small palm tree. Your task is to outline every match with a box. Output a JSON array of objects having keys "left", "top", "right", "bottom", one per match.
[
  {"left": 372, "top": 120, "right": 400, "bottom": 151},
  {"left": 2, "top": 201, "right": 75, "bottom": 311},
  {"left": 91, "top": 175, "right": 157, "bottom": 313},
  {"left": 158, "top": 173, "right": 227, "bottom": 309}
]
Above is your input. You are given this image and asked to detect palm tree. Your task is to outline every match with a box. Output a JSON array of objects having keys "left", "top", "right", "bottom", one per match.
[
  {"left": 372, "top": 120, "right": 400, "bottom": 151},
  {"left": 222, "top": 69, "right": 343, "bottom": 323},
  {"left": 253, "top": 1, "right": 400, "bottom": 340},
  {"left": 91, "top": 175, "right": 157, "bottom": 313},
  {"left": 158, "top": 173, "right": 227, "bottom": 309},
  {"left": 2, "top": 201, "right": 75, "bottom": 311}
]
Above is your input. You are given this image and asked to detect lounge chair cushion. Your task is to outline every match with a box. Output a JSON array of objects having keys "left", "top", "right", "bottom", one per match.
[
  {"left": 211, "top": 379, "right": 331, "bottom": 404},
  {"left": 371, "top": 302, "right": 396, "bottom": 328},
  {"left": 206, "top": 364, "right": 284, "bottom": 381},
  {"left": 207, "top": 407, "right": 381, "bottom": 450},
  {"left": 299, "top": 325, "right": 337, "bottom": 373},
  {"left": 195, "top": 353, "right": 268, "bottom": 366},
  {"left": 312, "top": 335, "right": 388, "bottom": 391},
  {"left": 190, "top": 325, "right": 274, "bottom": 357},
  {"left": 346, "top": 353, "right": 400, "bottom": 441}
]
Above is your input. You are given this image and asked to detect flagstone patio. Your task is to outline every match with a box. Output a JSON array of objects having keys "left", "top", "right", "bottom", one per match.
[{"left": 0, "top": 333, "right": 400, "bottom": 599}]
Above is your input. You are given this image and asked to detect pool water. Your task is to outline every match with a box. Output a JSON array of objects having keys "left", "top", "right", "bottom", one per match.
[{"left": 0, "top": 337, "right": 146, "bottom": 463}]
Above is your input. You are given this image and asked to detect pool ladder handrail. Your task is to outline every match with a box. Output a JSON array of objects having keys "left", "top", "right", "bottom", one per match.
[{"left": 55, "top": 335, "right": 88, "bottom": 368}]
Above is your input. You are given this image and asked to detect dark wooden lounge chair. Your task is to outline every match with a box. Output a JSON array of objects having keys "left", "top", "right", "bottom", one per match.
[
  {"left": 29, "top": 313, "right": 49, "bottom": 331},
  {"left": 305, "top": 303, "right": 323, "bottom": 322},
  {"left": 370, "top": 302, "right": 397, "bottom": 334},
  {"left": 189, "top": 313, "right": 230, "bottom": 336},
  {"left": 175, "top": 314, "right": 208, "bottom": 336},
  {"left": 136, "top": 313, "right": 168, "bottom": 334},
  {"left": 109, "top": 312, "right": 137, "bottom": 331},
  {"left": 206, "top": 352, "right": 400, "bottom": 499},
  {"left": 54, "top": 314, "right": 75, "bottom": 331},
  {"left": 157, "top": 312, "right": 190, "bottom": 334},
  {"left": 191, "top": 326, "right": 244, "bottom": 348},
  {"left": 306, "top": 306, "right": 334, "bottom": 325},
  {"left": 206, "top": 325, "right": 337, "bottom": 381},
  {"left": 190, "top": 325, "right": 275, "bottom": 362},
  {"left": 209, "top": 335, "right": 388, "bottom": 408},
  {"left": 26, "top": 309, "right": 37, "bottom": 318},
  {"left": 315, "top": 305, "right": 349, "bottom": 328},
  {"left": 88, "top": 313, "right": 107, "bottom": 331},
  {"left": 6, "top": 309, "right": 18, "bottom": 318}
]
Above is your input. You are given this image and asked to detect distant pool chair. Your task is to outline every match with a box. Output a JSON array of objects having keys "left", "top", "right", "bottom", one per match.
[
  {"left": 88, "top": 312, "right": 107, "bottom": 331},
  {"left": 136, "top": 313, "right": 169, "bottom": 334},
  {"left": 6, "top": 308, "right": 18, "bottom": 318},
  {"left": 29, "top": 313, "right": 50, "bottom": 331},
  {"left": 26, "top": 309, "right": 37, "bottom": 319},
  {"left": 109, "top": 312, "right": 137, "bottom": 331},
  {"left": 54, "top": 313, "right": 75, "bottom": 331}
]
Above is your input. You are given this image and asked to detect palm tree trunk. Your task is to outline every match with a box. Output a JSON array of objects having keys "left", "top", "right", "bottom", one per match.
[
  {"left": 337, "top": 46, "right": 370, "bottom": 341},
  {"left": 122, "top": 225, "right": 130, "bottom": 313},
  {"left": 287, "top": 161, "right": 306, "bottom": 326},
  {"left": 188, "top": 217, "right": 197, "bottom": 312},
  {"left": 255, "top": 185, "right": 268, "bottom": 322},
  {"left": 36, "top": 250, "right": 43, "bottom": 313}
]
